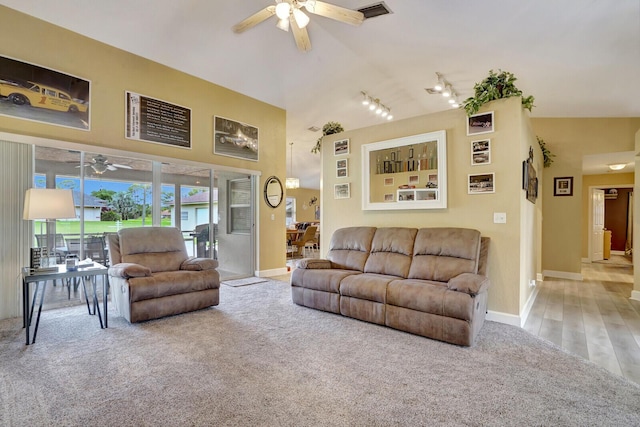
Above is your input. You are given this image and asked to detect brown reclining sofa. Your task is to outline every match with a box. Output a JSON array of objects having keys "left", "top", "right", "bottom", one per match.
[{"left": 291, "top": 227, "right": 490, "bottom": 346}]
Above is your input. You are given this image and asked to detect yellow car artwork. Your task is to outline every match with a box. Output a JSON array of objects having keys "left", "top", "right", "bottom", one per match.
[{"left": 0, "top": 80, "right": 88, "bottom": 113}]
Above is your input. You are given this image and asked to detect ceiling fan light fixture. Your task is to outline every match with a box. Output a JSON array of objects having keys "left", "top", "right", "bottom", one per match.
[
  {"left": 275, "top": 2, "right": 291, "bottom": 19},
  {"left": 276, "top": 17, "right": 290, "bottom": 31},
  {"left": 292, "top": 8, "right": 310, "bottom": 28},
  {"left": 302, "top": 0, "right": 316, "bottom": 12}
]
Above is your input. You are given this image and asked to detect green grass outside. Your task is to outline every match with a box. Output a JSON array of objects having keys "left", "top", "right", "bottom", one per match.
[{"left": 36, "top": 218, "right": 173, "bottom": 236}]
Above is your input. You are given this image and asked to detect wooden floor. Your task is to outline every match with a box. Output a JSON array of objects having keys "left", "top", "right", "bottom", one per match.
[{"left": 524, "top": 256, "right": 640, "bottom": 385}]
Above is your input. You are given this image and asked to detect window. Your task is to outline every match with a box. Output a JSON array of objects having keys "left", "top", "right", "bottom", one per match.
[
  {"left": 181, "top": 211, "right": 189, "bottom": 221},
  {"left": 228, "top": 178, "right": 251, "bottom": 234}
]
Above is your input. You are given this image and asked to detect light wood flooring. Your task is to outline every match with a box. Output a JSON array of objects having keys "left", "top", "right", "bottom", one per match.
[{"left": 524, "top": 256, "right": 640, "bottom": 385}]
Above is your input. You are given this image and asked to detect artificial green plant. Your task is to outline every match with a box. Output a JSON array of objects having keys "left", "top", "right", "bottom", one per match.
[
  {"left": 463, "top": 69, "right": 535, "bottom": 116},
  {"left": 311, "top": 121, "right": 344, "bottom": 154}
]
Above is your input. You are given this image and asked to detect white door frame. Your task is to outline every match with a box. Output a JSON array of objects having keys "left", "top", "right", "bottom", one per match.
[{"left": 587, "top": 184, "right": 633, "bottom": 263}]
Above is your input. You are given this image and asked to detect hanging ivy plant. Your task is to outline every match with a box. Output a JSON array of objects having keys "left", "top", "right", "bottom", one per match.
[
  {"left": 463, "top": 69, "right": 535, "bottom": 116},
  {"left": 311, "top": 121, "right": 344, "bottom": 154},
  {"left": 537, "top": 136, "right": 555, "bottom": 168}
]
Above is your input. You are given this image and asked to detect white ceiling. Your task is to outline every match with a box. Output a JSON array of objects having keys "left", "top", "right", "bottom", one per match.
[{"left": 2, "top": 0, "right": 639, "bottom": 188}]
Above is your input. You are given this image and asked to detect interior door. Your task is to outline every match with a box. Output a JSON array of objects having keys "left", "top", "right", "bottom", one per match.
[{"left": 591, "top": 189, "right": 605, "bottom": 261}]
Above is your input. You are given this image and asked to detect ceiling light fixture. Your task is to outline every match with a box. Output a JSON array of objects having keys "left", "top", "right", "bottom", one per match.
[
  {"left": 608, "top": 163, "right": 626, "bottom": 171},
  {"left": 286, "top": 142, "right": 300, "bottom": 189},
  {"left": 426, "top": 72, "right": 461, "bottom": 109},
  {"left": 361, "top": 91, "right": 393, "bottom": 121}
]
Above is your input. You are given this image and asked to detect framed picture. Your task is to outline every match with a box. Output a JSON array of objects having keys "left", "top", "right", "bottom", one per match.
[
  {"left": 471, "top": 139, "right": 491, "bottom": 165},
  {"left": 468, "top": 173, "right": 495, "bottom": 194},
  {"left": 213, "top": 116, "right": 259, "bottom": 161},
  {"left": 384, "top": 193, "right": 394, "bottom": 202},
  {"left": 467, "top": 111, "right": 494, "bottom": 136},
  {"left": 336, "top": 158, "right": 348, "bottom": 178},
  {"left": 554, "top": 176, "right": 573, "bottom": 196},
  {"left": 409, "top": 175, "right": 419, "bottom": 185},
  {"left": 427, "top": 174, "right": 438, "bottom": 189},
  {"left": 126, "top": 91, "right": 191, "bottom": 148},
  {"left": 384, "top": 177, "right": 394, "bottom": 186},
  {"left": 0, "top": 55, "right": 91, "bottom": 130},
  {"left": 522, "top": 147, "right": 537, "bottom": 203},
  {"left": 334, "top": 183, "right": 351, "bottom": 199},
  {"left": 334, "top": 139, "right": 350, "bottom": 156}
]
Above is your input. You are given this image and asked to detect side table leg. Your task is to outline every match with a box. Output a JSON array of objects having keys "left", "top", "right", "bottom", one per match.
[
  {"left": 31, "top": 281, "right": 47, "bottom": 344},
  {"left": 92, "top": 276, "right": 103, "bottom": 329}
]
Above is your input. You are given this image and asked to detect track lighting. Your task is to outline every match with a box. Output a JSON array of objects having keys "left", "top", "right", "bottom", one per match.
[
  {"left": 434, "top": 72, "right": 444, "bottom": 92},
  {"left": 426, "top": 72, "right": 461, "bottom": 109},
  {"left": 360, "top": 91, "right": 393, "bottom": 121},
  {"left": 442, "top": 84, "right": 452, "bottom": 98}
]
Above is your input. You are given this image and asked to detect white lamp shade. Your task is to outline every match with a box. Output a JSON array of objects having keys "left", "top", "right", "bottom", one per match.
[{"left": 23, "top": 189, "right": 77, "bottom": 220}]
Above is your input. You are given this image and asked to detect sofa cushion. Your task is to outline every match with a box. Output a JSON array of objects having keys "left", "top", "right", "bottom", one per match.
[
  {"left": 408, "top": 228, "right": 482, "bottom": 282},
  {"left": 364, "top": 227, "right": 417, "bottom": 278},
  {"left": 340, "top": 273, "right": 396, "bottom": 304},
  {"left": 127, "top": 269, "right": 220, "bottom": 303},
  {"left": 326, "top": 227, "right": 376, "bottom": 272},
  {"left": 119, "top": 227, "right": 189, "bottom": 273},
  {"left": 387, "top": 279, "right": 475, "bottom": 321},
  {"left": 291, "top": 268, "right": 359, "bottom": 294}
]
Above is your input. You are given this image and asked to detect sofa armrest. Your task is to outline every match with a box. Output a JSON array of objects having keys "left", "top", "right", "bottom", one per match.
[
  {"left": 108, "top": 262, "right": 151, "bottom": 278},
  {"left": 296, "top": 258, "right": 333, "bottom": 270},
  {"left": 447, "top": 273, "right": 490, "bottom": 296},
  {"left": 180, "top": 257, "right": 219, "bottom": 271}
]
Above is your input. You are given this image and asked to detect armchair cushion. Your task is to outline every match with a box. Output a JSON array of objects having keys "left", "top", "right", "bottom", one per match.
[
  {"left": 108, "top": 262, "right": 152, "bottom": 278},
  {"left": 181, "top": 257, "right": 218, "bottom": 271}
]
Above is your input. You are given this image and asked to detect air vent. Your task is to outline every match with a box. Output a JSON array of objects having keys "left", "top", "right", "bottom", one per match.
[
  {"left": 358, "top": 2, "right": 392, "bottom": 19},
  {"left": 308, "top": 126, "right": 320, "bottom": 132},
  {"left": 425, "top": 88, "right": 440, "bottom": 95}
]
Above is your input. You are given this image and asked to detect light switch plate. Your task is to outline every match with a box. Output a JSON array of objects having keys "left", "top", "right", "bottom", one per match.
[{"left": 493, "top": 212, "right": 507, "bottom": 223}]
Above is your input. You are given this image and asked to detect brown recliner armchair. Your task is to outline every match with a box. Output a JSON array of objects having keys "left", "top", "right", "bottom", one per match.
[{"left": 107, "top": 227, "right": 220, "bottom": 323}]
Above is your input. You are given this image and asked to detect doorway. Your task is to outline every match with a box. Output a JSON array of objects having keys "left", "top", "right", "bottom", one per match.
[{"left": 588, "top": 184, "right": 634, "bottom": 265}]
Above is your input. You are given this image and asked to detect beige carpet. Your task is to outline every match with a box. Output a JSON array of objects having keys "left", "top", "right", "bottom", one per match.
[{"left": 1, "top": 279, "right": 639, "bottom": 426}]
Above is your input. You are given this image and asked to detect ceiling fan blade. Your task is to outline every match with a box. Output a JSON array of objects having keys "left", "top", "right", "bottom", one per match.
[
  {"left": 303, "top": 1, "right": 364, "bottom": 26},
  {"left": 232, "top": 5, "right": 276, "bottom": 33},
  {"left": 112, "top": 164, "right": 133, "bottom": 169},
  {"left": 290, "top": 17, "right": 311, "bottom": 52}
]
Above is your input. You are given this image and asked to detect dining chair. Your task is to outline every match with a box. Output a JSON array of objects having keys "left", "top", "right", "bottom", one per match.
[{"left": 291, "top": 226, "right": 318, "bottom": 258}]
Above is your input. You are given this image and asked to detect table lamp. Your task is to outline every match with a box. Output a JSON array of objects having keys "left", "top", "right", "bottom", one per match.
[{"left": 23, "top": 189, "right": 77, "bottom": 267}]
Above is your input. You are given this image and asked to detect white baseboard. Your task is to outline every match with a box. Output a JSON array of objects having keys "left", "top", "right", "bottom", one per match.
[
  {"left": 486, "top": 310, "right": 521, "bottom": 327},
  {"left": 542, "top": 270, "right": 583, "bottom": 281},
  {"left": 255, "top": 267, "right": 289, "bottom": 278},
  {"left": 536, "top": 273, "right": 544, "bottom": 282},
  {"left": 611, "top": 250, "right": 625, "bottom": 255},
  {"left": 581, "top": 257, "right": 590, "bottom": 263},
  {"left": 520, "top": 286, "right": 540, "bottom": 327},
  {"left": 631, "top": 290, "right": 640, "bottom": 302}
]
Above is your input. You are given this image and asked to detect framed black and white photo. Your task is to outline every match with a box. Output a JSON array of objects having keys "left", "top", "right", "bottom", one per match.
[
  {"left": 213, "top": 115, "right": 259, "bottom": 161},
  {"left": 554, "top": 176, "right": 573, "bottom": 196},
  {"left": 0, "top": 55, "right": 91, "bottom": 130},
  {"left": 467, "top": 111, "right": 494, "bottom": 136},
  {"left": 334, "top": 138, "right": 350, "bottom": 156},
  {"left": 334, "top": 183, "right": 351, "bottom": 199},
  {"left": 126, "top": 91, "right": 191, "bottom": 148},
  {"left": 468, "top": 173, "right": 495, "bottom": 194},
  {"left": 384, "top": 193, "right": 394, "bottom": 202},
  {"left": 471, "top": 139, "right": 491, "bottom": 165},
  {"left": 336, "top": 158, "right": 348, "bottom": 178}
]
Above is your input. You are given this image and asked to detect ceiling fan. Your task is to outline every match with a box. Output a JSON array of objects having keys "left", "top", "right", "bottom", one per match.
[
  {"left": 71, "top": 154, "right": 133, "bottom": 175},
  {"left": 232, "top": 0, "right": 365, "bottom": 52}
]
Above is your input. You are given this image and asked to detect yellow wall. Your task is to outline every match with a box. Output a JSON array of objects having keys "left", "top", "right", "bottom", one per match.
[
  {"left": 581, "top": 173, "right": 634, "bottom": 259},
  {"left": 286, "top": 187, "right": 320, "bottom": 223},
  {"left": 0, "top": 6, "right": 287, "bottom": 274},
  {"left": 531, "top": 118, "right": 640, "bottom": 275},
  {"left": 321, "top": 97, "right": 541, "bottom": 318}
]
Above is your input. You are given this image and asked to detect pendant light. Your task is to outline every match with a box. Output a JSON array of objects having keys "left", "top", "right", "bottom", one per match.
[{"left": 286, "top": 142, "right": 300, "bottom": 189}]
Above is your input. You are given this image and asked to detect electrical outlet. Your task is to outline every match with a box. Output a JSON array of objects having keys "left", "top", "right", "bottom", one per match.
[
  {"left": 529, "top": 279, "right": 536, "bottom": 288},
  {"left": 493, "top": 212, "right": 507, "bottom": 223}
]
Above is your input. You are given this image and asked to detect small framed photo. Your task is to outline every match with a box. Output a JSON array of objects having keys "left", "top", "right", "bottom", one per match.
[
  {"left": 409, "top": 175, "right": 419, "bottom": 185},
  {"left": 427, "top": 174, "right": 438, "bottom": 189},
  {"left": 384, "top": 193, "right": 394, "bottom": 202},
  {"left": 384, "top": 177, "right": 394, "bottom": 186},
  {"left": 334, "top": 139, "right": 350, "bottom": 156},
  {"left": 468, "top": 173, "right": 495, "bottom": 194},
  {"left": 471, "top": 139, "right": 491, "bottom": 165},
  {"left": 336, "top": 159, "right": 348, "bottom": 178},
  {"left": 467, "top": 111, "right": 494, "bottom": 136},
  {"left": 554, "top": 176, "right": 573, "bottom": 196},
  {"left": 334, "top": 183, "right": 351, "bottom": 199}
]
